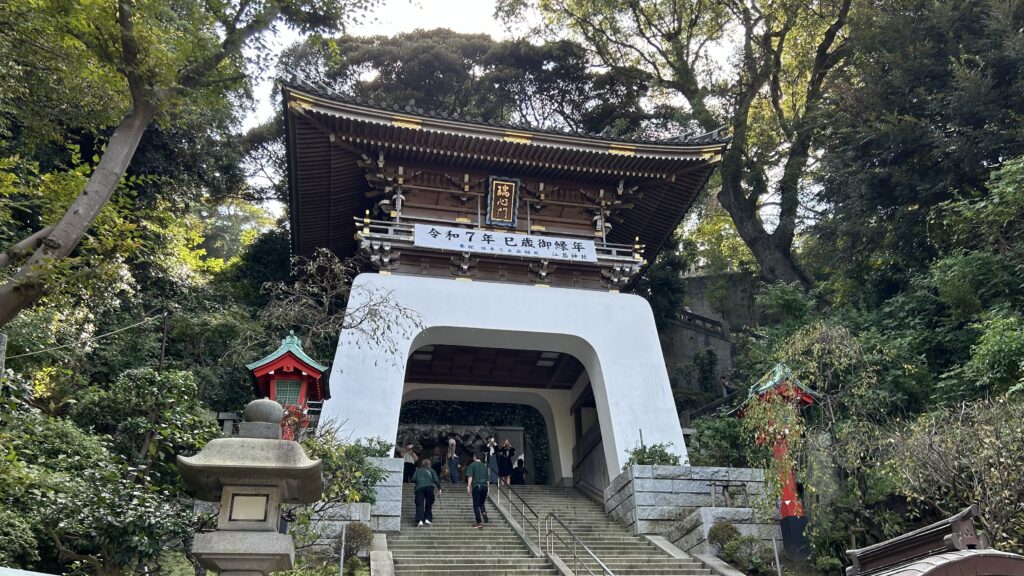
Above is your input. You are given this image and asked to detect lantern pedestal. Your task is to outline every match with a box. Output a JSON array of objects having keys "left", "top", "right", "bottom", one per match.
[
  {"left": 178, "top": 399, "right": 323, "bottom": 576},
  {"left": 192, "top": 531, "right": 296, "bottom": 574}
]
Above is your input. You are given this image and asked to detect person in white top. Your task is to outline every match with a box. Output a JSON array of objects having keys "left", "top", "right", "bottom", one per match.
[
  {"left": 446, "top": 436, "right": 461, "bottom": 483},
  {"left": 402, "top": 443, "right": 418, "bottom": 483}
]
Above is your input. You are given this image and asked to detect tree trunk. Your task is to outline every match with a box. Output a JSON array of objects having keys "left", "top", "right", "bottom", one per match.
[
  {"left": 747, "top": 234, "right": 809, "bottom": 286},
  {"left": 0, "top": 101, "right": 156, "bottom": 327},
  {"left": 718, "top": 161, "right": 810, "bottom": 287}
]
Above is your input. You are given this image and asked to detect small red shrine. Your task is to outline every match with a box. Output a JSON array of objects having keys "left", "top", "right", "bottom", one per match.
[
  {"left": 744, "top": 362, "right": 819, "bottom": 560},
  {"left": 246, "top": 331, "right": 329, "bottom": 439}
]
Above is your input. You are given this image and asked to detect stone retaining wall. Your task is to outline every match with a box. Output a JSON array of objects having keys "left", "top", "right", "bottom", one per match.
[
  {"left": 664, "top": 507, "right": 781, "bottom": 555},
  {"left": 606, "top": 465, "right": 767, "bottom": 535},
  {"left": 368, "top": 457, "right": 404, "bottom": 532},
  {"left": 604, "top": 465, "right": 780, "bottom": 554},
  {"left": 311, "top": 502, "right": 372, "bottom": 555}
]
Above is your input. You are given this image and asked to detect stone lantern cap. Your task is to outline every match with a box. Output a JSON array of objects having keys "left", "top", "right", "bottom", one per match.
[{"left": 177, "top": 399, "right": 323, "bottom": 503}]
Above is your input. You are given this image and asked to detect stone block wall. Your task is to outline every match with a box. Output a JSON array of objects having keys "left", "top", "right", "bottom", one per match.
[
  {"left": 368, "top": 457, "right": 404, "bottom": 532},
  {"left": 606, "top": 465, "right": 767, "bottom": 535},
  {"left": 663, "top": 507, "right": 781, "bottom": 555},
  {"left": 311, "top": 502, "right": 372, "bottom": 555}
]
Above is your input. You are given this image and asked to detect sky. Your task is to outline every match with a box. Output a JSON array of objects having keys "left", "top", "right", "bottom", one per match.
[{"left": 245, "top": 0, "right": 519, "bottom": 130}]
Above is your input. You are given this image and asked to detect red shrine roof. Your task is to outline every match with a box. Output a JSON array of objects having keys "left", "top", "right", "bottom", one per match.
[
  {"left": 749, "top": 362, "right": 819, "bottom": 405},
  {"left": 246, "top": 331, "right": 327, "bottom": 375}
]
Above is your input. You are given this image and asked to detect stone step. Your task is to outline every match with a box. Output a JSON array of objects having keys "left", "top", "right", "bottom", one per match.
[
  {"left": 391, "top": 565, "right": 557, "bottom": 569},
  {"left": 395, "top": 559, "right": 551, "bottom": 567},
  {"left": 392, "top": 484, "right": 709, "bottom": 576}
]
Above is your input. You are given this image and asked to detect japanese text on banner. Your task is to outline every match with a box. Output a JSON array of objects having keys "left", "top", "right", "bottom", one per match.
[{"left": 413, "top": 224, "right": 597, "bottom": 263}]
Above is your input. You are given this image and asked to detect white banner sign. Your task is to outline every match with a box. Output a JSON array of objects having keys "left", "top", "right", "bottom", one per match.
[{"left": 413, "top": 224, "right": 598, "bottom": 263}]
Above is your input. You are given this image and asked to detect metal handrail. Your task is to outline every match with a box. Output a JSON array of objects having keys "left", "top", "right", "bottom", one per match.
[
  {"left": 545, "top": 512, "right": 616, "bottom": 576},
  {"left": 495, "top": 479, "right": 542, "bottom": 550}
]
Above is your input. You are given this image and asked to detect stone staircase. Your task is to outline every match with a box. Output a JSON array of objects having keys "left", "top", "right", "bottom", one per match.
[
  {"left": 507, "top": 486, "right": 712, "bottom": 576},
  {"left": 390, "top": 484, "right": 559, "bottom": 575}
]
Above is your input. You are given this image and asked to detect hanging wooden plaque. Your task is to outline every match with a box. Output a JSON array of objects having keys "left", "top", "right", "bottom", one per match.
[{"left": 486, "top": 176, "right": 520, "bottom": 228}]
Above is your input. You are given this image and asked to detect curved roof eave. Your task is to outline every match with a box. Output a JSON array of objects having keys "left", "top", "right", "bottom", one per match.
[{"left": 283, "top": 84, "right": 729, "bottom": 164}]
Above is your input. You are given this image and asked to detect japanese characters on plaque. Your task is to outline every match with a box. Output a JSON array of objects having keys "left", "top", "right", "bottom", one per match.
[
  {"left": 486, "top": 176, "right": 519, "bottom": 228},
  {"left": 414, "top": 224, "right": 598, "bottom": 263}
]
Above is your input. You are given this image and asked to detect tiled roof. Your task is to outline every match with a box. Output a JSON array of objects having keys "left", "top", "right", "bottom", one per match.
[
  {"left": 281, "top": 79, "right": 730, "bottom": 147},
  {"left": 245, "top": 331, "right": 328, "bottom": 373}
]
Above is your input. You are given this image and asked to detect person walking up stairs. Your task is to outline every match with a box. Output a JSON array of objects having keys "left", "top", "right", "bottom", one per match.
[
  {"left": 411, "top": 458, "right": 441, "bottom": 527},
  {"left": 390, "top": 482, "right": 559, "bottom": 575},
  {"left": 465, "top": 450, "right": 490, "bottom": 528}
]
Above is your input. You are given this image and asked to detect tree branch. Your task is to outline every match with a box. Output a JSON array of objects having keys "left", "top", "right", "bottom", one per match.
[{"left": 0, "top": 226, "right": 53, "bottom": 269}]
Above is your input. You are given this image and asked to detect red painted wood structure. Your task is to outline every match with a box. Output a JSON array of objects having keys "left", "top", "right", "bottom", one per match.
[
  {"left": 746, "top": 362, "right": 819, "bottom": 559},
  {"left": 246, "top": 331, "right": 329, "bottom": 439}
]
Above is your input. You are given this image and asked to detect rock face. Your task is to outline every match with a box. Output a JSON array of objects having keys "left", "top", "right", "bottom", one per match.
[{"left": 395, "top": 424, "right": 500, "bottom": 461}]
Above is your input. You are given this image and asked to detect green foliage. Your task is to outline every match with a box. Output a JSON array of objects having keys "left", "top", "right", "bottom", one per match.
[
  {"left": 262, "top": 248, "right": 421, "bottom": 363},
  {"left": 0, "top": 507, "right": 38, "bottom": 565},
  {"left": 634, "top": 233, "right": 692, "bottom": 331},
  {"left": 721, "top": 536, "right": 775, "bottom": 575},
  {"left": 707, "top": 521, "right": 741, "bottom": 551},
  {"left": 688, "top": 417, "right": 758, "bottom": 468},
  {"left": 810, "top": 0, "right": 1024, "bottom": 297},
  {"left": 1, "top": 409, "right": 197, "bottom": 576},
  {"left": 884, "top": 397, "right": 1024, "bottom": 553},
  {"left": 814, "top": 555, "right": 844, "bottom": 574},
  {"left": 685, "top": 204, "right": 756, "bottom": 278},
  {"left": 342, "top": 521, "right": 374, "bottom": 561},
  {"left": 624, "top": 442, "right": 681, "bottom": 467},
  {"left": 670, "top": 346, "right": 722, "bottom": 412},
  {"left": 280, "top": 30, "right": 660, "bottom": 136},
  {"left": 755, "top": 282, "right": 813, "bottom": 325},
  {"left": 951, "top": 311, "right": 1024, "bottom": 398},
  {"left": 343, "top": 556, "right": 366, "bottom": 576},
  {"left": 301, "top": 422, "right": 388, "bottom": 506},
  {"left": 71, "top": 369, "right": 218, "bottom": 483}
]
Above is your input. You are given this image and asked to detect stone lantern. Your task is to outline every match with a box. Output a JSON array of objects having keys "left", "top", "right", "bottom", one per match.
[{"left": 177, "top": 398, "right": 323, "bottom": 576}]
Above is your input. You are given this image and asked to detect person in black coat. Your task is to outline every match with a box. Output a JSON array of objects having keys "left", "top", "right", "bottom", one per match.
[
  {"left": 510, "top": 458, "right": 528, "bottom": 485},
  {"left": 498, "top": 439, "right": 516, "bottom": 484}
]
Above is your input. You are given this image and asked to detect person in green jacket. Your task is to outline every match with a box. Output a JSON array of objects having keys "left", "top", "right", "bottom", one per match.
[
  {"left": 465, "top": 451, "right": 490, "bottom": 528},
  {"left": 412, "top": 458, "right": 442, "bottom": 527}
]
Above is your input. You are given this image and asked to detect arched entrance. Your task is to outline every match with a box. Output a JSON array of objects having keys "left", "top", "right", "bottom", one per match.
[{"left": 325, "top": 273, "right": 688, "bottom": 487}]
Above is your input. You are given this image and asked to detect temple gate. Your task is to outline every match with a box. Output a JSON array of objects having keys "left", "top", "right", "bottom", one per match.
[{"left": 283, "top": 82, "right": 727, "bottom": 489}]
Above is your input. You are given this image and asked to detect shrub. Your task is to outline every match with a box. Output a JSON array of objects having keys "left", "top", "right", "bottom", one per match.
[
  {"left": 354, "top": 436, "right": 396, "bottom": 458},
  {"left": 624, "top": 441, "right": 681, "bottom": 466},
  {"left": 815, "top": 555, "right": 845, "bottom": 574},
  {"left": 722, "top": 535, "right": 775, "bottom": 575},
  {"left": 688, "top": 417, "right": 759, "bottom": 468},
  {"left": 707, "top": 521, "right": 741, "bottom": 552},
  {"left": 342, "top": 521, "right": 374, "bottom": 561},
  {"left": 755, "top": 281, "right": 813, "bottom": 324},
  {"left": 343, "top": 556, "right": 365, "bottom": 576}
]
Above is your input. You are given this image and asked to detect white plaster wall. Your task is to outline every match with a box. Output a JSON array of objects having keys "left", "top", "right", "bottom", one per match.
[
  {"left": 402, "top": 383, "right": 574, "bottom": 484},
  {"left": 326, "top": 273, "right": 687, "bottom": 478}
]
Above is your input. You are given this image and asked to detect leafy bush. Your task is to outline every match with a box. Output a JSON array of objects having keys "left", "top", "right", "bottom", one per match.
[
  {"left": 302, "top": 421, "right": 388, "bottom": 505},
  {"left": 722, "top": 535, "right": 775, "bottom": 575},
  {"left": 707, "top": 521, "right": 741, "bottom": 552},
  {"left": 755, "top": 282, "right": 813, "bottom": 324},
  {"left": 342, "top": 521, "right": 374, "bottom": 561},
  {"left": 343, "top": 556, "right": 366, "bottom": 576},
  {"left": 624, "top": 441, "right": 681, "bottom": 466},
  {"left": 814, "top": 555, "right": 845, "bottom": 574},
  {"left": 354, "top": 436, "right": 396, "bottom": 458},
  {"left": 688, "top": 417, "right": 759, "bottom": 468}
]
